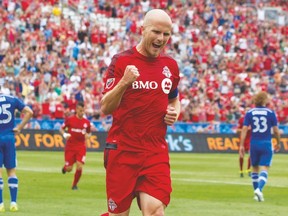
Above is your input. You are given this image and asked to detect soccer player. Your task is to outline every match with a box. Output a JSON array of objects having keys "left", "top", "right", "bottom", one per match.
[
  {"left": 0, "top": 86, "right": 33, "bottom": 212},
  {"left": 100, "top": 9, "right": 181, "bottom": 216},
  {"left": 237, "top": 108, "right": 251, "bottom": 178},
  {"left": 239, "top": 91, "right": 281, "bottom": 202},
  {"left": 60, "top": 102, "right": 91, "bottom": 190}
]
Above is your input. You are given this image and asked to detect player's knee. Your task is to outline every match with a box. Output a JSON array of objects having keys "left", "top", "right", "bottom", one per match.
[
  {"left": 76, "top": 167, "right": 82, "bottom": 171},
  {"left": 155, "top": 208, "right": 165, "bottom": 216},
  {"left": 146, "top": 207, "right": 165, "bottom": 216},
  {"left": 76, "top": 163, "right": 83, "bottom": 170},
  {"left": 66, "top": 166, "right": 73, "bottom": 172},
  {"left": 142, "top": 204, "right": 165, "bottom": 216}
]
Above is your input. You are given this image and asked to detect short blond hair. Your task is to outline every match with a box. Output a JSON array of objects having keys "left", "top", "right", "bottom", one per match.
[{"left": 253, "top": 91, "right": 268, "bottom": 107}]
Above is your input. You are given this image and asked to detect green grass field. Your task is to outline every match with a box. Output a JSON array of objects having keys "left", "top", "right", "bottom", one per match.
[{"left": 1, "top": 151, "right": 287, "bottom": 216}]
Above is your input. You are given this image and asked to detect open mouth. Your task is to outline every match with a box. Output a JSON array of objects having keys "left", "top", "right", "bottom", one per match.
[{"left": 152, "top": 43, "right": 161, "bottom": 49}]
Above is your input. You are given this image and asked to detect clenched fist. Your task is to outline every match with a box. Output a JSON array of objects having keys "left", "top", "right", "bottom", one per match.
[
  {"left": 121, "top": 65, "right": 140, "bottom": 85},
  {"left": 164, "top": 106, "right": 178, "bottom": 126}
]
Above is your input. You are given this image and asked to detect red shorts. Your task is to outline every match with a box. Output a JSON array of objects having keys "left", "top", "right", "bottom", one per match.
[
  {"left": 238, "top": 140, "right": 250, "bottom": 152},
  {"left": 104, "top": 149, "right": 172, "bottom": 214},
  {"left": 64, "top": 146, "right": 86, "bottom": 166},
  {"left": 243, "top": 141, "right": 250, "bottom": 152}
]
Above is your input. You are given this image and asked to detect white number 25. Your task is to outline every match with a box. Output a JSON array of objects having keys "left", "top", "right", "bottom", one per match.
[{"left": 0, "top": 104, "right": 12, "bottom": 124}]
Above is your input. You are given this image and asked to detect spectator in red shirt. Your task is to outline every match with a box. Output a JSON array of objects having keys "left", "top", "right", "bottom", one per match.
[
  {"left": 41, "top": 98, "right": 51, "bottom": 119},
  {"left": 54, "top": 98, "right": 65, "bottom": 119}
]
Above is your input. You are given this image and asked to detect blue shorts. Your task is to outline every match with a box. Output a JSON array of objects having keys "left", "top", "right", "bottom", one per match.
[
  {"left": 0, "top": 134, "right": 17, "bottom": 169},
  {"left": 250, "top": 140, "right": 273, "bottom": 167}
]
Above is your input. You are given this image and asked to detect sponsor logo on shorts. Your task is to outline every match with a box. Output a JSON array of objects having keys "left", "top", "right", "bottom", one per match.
[{"left": 108, "top": 198, "right": 117, "bottom": 211}]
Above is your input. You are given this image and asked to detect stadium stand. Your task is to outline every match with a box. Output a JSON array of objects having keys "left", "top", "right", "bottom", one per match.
[{"left": 0, "top": 0, "right": 287, "bottom": 131}]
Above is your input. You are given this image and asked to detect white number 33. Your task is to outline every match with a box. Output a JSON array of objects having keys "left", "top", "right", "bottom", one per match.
[{"left": 252, "top": 116, "right": 268, "bottom": 133}]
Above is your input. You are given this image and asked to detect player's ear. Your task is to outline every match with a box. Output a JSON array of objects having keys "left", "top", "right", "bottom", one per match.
[{"left": 140, "top": 25, "right": 144, "bottom": 35}]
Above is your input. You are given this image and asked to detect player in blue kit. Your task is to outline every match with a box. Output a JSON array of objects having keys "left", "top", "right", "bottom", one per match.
[
  {"left": 239, "top": 91, "right": 281, "bottom": 202},
  {"left": 0, "top": 86, "right": 33, "bottom": 212}
]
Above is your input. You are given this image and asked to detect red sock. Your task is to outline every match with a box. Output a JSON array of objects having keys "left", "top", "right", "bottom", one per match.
[
  {"left": 72, "top": 169, "right": 82, "bottom": 187},
  {"left": 239, "top": 157, "right": 244, "bottom": 171}
]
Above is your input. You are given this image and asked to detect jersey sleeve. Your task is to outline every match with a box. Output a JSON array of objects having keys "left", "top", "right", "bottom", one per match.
[
  {"left": 168, "top": 88, "right": 178, "bottom": 99},
  {"left": 61, "top": 118, "right": 70, "bottom": 130},
  {"left": 87, "top": 120, "right": 92, "bottom": 133},
  {"left": 15, "top": 97, "right": 26, "bottom": 112},
  {"left": 168, "top": 59, "right": 180, "bottom": 99},
  {"left": 243, "top": 113, "right": 251, "bottom": 126},
  {"left": 102, "top": 54, "right": 124, "bottom": 94}
]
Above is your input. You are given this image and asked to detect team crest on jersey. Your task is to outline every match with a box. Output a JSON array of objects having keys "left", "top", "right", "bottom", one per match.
[
  {"left": 162, "top": 66, "right": 172, "bottom": 78},
  {"left": 105, "top": 78, "right": 115, "bottom": 89},
  {"left": 108, "top": 198, "right": 117, "bottom": 211}
]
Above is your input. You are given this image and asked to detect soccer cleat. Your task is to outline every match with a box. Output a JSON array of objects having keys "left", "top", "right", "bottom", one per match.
[
  {"left": 10, "top": 202, "right": 18, "bottom": 212},
  {"left": 246, "top": 169, "right": 251, "bottom": 177},
  {"left": 239, "top": 171, "right": 244, "bottom": 178},
  {"left": 253, "top": 195, "right": 258, "bottom": 201},
  {"left": 254, "top": 188, "right": 264, "bottom": 202},
  {"left": 0, "top": 203, "right": 5, "bottom": 212},
  {"left": 72, "top": 185, "right": 78, "bottom": 190},
  {"left": 62, "top": 167, "right": 66, "bottom": 174}
]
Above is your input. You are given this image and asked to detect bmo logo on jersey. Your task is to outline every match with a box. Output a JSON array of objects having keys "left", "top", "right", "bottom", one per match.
[
  {"left": 131, "top": 66, "right": 173, "bottom": 94},
  {"left": 132, "top": 81, "right": 157, "bottom": 89},
  {"left": 131, "top": 79, "right": 172, "bottom": 94}
]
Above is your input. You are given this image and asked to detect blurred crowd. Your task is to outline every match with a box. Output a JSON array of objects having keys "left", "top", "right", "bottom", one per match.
[{"left": 0, "top": 0, "right": 288, "bottom": 125}]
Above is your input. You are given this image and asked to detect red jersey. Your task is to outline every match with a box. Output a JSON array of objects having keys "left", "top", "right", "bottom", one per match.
[
  {"left": 61, "top": 115, "right": 91, "bottom": 148},
  {"left": 54, "top": 103, "right": 64, "bottom": 119},
  {"left": 102, "top": 47, "right": 180, "bottom": 152},
  {"left": 238, "top": 116, "right": 251, "bottom": 150}
]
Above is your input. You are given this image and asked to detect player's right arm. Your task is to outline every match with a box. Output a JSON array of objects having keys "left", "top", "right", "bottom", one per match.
[
  {"left": 59, "top": 121, "right": 71, "bottom": 139},
  {"left": 101, "top": 65, "right": 140, "bottom": 115}
]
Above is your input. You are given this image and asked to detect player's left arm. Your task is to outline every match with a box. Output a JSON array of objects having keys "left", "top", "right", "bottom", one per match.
[
  {"left": 85, "top": 121, "right": 92, "bottom": 140},
  {"left": 85, "top": 133, "right": 91, "bottom": 141},
  {"left": 164, "top": 94, "right": 181, "bottom": 126},
  {"left": 13, "top": 106, "right": 33, "bottom": 133}
]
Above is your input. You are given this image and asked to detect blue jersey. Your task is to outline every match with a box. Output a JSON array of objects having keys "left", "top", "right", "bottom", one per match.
[
  {"left": 243, "top": 106, "right": 278, "bottom": 142},
  {"left": 0, "top": 94, "right": 26, "bottom": 135},
  {"left": 244, "top": 106, "right": 278, "bottom": 166}
]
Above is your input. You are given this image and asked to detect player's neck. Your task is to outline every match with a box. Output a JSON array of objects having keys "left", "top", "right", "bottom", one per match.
[
  {"left": 76, "top": 114, "right": 83, "bottom": 119},
  {"left": 136, "top": 44, "right": 145, "bottom": 56}
]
